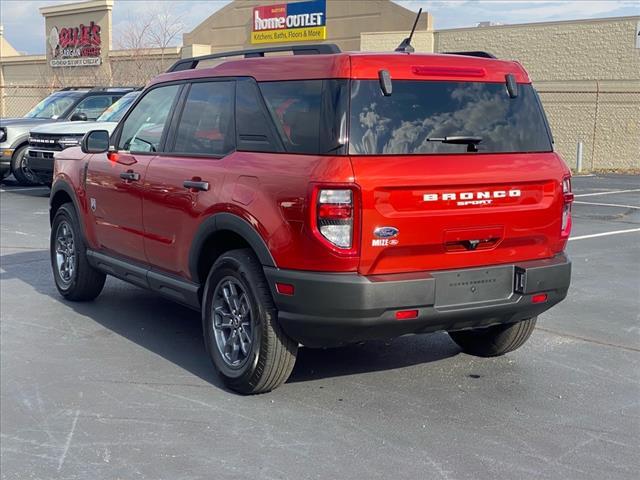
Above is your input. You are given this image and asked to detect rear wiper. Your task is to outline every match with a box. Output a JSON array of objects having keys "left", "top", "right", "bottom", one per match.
[{"left": 427, "top": 136, "right": 482, "bottom": 152}]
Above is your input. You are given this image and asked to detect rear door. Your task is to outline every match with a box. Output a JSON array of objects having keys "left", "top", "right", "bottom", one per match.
[
  {"left": 348, "top": 78, "right": 567, "bottom": 275},
  {"left": 142, "top": 80, "right": 236, "bottom": 277},
  {"left": 85, "top": 84, "right": 181, "bottom": 263}
]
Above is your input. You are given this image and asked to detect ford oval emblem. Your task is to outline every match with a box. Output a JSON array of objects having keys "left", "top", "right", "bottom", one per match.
[{"left": 374, "top": 226, "right": 399, "bottom": 239}]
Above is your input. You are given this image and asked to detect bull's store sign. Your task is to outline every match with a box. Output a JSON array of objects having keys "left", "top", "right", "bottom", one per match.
[
  {"left": 252, "top": 0, "right": 327, "bottom": 44},
  {"left": 49, "top": 21, "right": 102, "bottom": 67}
]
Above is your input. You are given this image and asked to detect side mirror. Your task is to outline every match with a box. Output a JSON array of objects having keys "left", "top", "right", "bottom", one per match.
[
  {"left": 70, "top": 112, "right": 88, "bottom": 121},
  {"left": 81, "top": 130, "right": 110, "bottom": 154}
]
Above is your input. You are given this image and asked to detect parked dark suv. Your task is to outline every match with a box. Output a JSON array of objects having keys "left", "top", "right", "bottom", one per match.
[
  {"left": 0, "top": 87, "right": 136, "bottom": 185},
  {"left": 49, "top": 44, "right": 572, "bottom": 394}
]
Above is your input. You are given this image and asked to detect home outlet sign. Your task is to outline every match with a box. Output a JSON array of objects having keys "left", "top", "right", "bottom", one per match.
[
  {"left": 49, "top": 21, "right": 102, "bottom": 67},
  {"left": 252, "top": 0, "right": 327, "bottom": 44}
]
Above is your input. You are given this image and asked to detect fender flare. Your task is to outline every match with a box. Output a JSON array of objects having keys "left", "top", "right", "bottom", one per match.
[
  {"left": 49, "top": 180, "right": 82, "bottom": 225},
  {"left": 189, "top": 213, "right": 276, "bottom": 283}
]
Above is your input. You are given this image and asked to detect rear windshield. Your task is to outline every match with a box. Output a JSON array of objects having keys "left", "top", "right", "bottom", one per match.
[{"left": 349, "top": 80, "right": 552, "bottom": 155}]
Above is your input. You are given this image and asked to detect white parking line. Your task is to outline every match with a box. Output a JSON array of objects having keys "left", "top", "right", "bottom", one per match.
[
  {"left": 569, "top": 228, "right": 640, "bottom": 241},
  {"left": 574, "top": 201, "right": 640, "bottom": 210},
  {"left": 574, "top": 188, "right": 640, "bottom": 198}
]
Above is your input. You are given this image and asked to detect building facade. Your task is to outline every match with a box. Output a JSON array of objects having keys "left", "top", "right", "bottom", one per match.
[{"left": 1, "top": 0, "right": 638, "bottom": 171}]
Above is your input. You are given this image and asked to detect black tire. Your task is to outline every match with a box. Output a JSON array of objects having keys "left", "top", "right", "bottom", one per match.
[
  {"left": 50, "top": 203, "right": 106, "bottom": 301},
  {"left": 202, "top": 249, "right": 297, "bottom": 394},
  {"left": 448, "top": 317, "right": 537, "bottom": 357},
  {"left": 11, "top": 145, "right": 38, "bottom": 186}
]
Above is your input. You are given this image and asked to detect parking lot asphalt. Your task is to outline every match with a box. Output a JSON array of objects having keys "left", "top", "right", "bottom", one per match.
[{"left": 1, "top": 174, "right": 638, "bottom": 480}]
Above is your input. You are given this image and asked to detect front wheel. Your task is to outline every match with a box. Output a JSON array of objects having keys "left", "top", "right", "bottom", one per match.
[
  {"left": 11, "top": 146, "right": 38, "bottom": 186},
  {"left": 448, "top": 317, "right": 537, "bottom": 357},
  {"left": 202, "top": 249, "right": 297, "bottom": 394},
  {"left": 50, "top": 203, "right": 106, "bottom": 301}
]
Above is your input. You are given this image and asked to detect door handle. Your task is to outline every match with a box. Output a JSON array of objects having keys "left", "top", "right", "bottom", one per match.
[
  {"left": 120, "top": 171, "right": 140, "bottom": 181},
  {"left": 183, "top": 180, "right": 209, "bottom": 191}
]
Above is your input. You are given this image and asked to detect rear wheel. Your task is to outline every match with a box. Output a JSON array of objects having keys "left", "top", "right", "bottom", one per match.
[
  {"left": 50, "top": 203, "right": 106, "bottom": 301},
  {"left": 202, "top": 249, "right": 297, "bottom": 394},
  {"left": 448, "top": 317, "right": 537, "bottom": 357},
  {"left": 11, "top": 145, "right": 38, "bottom": 186}
]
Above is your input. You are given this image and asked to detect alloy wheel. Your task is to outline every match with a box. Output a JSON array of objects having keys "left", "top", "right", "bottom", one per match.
[
  {"left": 55, "top": 220, "right": 75, "bottom": 285},
  {"left": 212, "top": 277, "right": 254, "bottom": 368}
]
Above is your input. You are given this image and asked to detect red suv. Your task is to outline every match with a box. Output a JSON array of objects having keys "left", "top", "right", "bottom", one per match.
[{"left": 49, "top": 44, "right": 572, "bottom": 394}]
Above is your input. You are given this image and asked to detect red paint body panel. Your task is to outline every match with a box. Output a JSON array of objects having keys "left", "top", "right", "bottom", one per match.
[
  {"left": 85, "top": 151, "right": 153, "bottom": 264},
  {"left": 350, "top": 152, "right": 570, "bottom": 275},
  {"left": 151, "top": 52, "right": 528, "bottom": 84}
]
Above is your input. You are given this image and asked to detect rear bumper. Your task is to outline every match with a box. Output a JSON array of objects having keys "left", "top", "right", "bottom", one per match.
[
  {"left": 26, "top": 151, "right": 54, "bottom": 184},
  {"left": 264, "top": 254, "right": 571, "bottom": 347}
]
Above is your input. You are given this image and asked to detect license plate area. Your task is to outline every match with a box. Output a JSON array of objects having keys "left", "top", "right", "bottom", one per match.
[{"left": 433, "top": 266, "right": 514, "bottom": 307}]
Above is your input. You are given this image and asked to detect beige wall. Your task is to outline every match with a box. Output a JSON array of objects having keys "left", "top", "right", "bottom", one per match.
[
  {"left": 0, "top": 48, "right": 180, "bottom": 117},
  {"left": 433, "top": 16, "right": 640, "bottom": 82},
  {"left": 362, "top": 16, "right": 640, "bottom": 171},
  {"left": 184, "top": 0, "right": 431, "bottom": 53},
  {"left": 360, "top": 30, "right": 433, "bottom": 53}
]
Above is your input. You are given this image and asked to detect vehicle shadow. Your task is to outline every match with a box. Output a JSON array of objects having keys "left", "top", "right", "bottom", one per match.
[
  {"left": 0, "top": 178, "right": 50, "bottom": 197},
  {"left": 0, "top": 249, "right": 461, "bottom": 390}
]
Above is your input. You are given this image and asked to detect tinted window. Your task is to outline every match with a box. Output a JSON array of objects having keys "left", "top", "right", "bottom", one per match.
[
  {"left": 118, "top": 85, "right": 180, "bottom": 153},
  {"left": 71, "top": 95, "right": 119, "bottom": 120},
  {"left": 236, "top": 79, "right": 280, "bottom": 153},
  {"left": 259, "top": 80, "right": 348, "bottom": 155},
  {"left": 349, "top": 80, "right": 552, "bottom": 155},
  {"left": 173, "top": 81, "right": 235, "bottom": 156}
]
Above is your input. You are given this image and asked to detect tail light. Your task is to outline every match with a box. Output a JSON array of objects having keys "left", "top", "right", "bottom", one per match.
[
  {"left": 312, "top": 187, "right": 359, "bottom": 255},
  {"left": 560, "top": 176, "right": 574, "bottom": 238}
]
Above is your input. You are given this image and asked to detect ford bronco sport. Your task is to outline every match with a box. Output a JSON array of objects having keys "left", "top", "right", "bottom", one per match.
[{"left": 49, "top": 43, "right": 572, "bottom": 394}]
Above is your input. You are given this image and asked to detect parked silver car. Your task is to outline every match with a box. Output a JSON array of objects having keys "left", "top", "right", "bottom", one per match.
[{"left": 0, "top": 87, "right": 136, "bottom": 184}]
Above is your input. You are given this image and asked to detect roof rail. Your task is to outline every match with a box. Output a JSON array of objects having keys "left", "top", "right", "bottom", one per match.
[
  {"left": 88, "top": 86, "right": 140, "bottom": 92},
  {"left": 167, "top": 43, "right": 342, "bottom": 73},
  {"left": 443, "top": 51, "right": 497, "bottom": 59},
  {"left": 59, "top": 86, "right": 94, "bottom": 91}
]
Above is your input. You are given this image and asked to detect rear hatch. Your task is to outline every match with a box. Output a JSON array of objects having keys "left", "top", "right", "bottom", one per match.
[{"left": 348, "top": 54, "right": 568, "bottom": 275}]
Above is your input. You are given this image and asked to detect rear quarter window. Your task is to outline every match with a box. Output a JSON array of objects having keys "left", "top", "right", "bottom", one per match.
[
  {"left": 349, "top": 80, "right": 553, "bottom": 155},
  {"left": 259, "top": 79, "right": 348, "bottom": 155}
]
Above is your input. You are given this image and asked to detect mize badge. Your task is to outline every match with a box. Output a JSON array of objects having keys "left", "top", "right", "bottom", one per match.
[{"left": 90, "top": 198, "right": 96, "bottom": 212}]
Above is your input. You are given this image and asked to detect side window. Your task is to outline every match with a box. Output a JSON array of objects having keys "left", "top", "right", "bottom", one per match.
[
  {"left": 259, "top": 80, "right": 348, "bottom": 155},
  {"left": 118, "top": 85, "right": 180, "bottom": 153},
  {"left": 236, "top": 79, "right": 280, "bottom": 153},
  {"left": 70, "top": 95, "right": 113, "bottom": 120},
  {"left": 173, "top": 81, "right": 235, "bottom": 156}
]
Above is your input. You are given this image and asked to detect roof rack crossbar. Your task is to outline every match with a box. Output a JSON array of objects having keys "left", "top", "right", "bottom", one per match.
[
  {"left": 167, "top": 43, "right": 341, "bottom": 73},
  {"left": 443, "top": 51, "right": 497, "bottom": 59}
]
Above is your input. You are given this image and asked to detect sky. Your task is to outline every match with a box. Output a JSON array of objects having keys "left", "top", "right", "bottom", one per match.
[{"left": 1, "top": 0, "right": 638, "bottom": 55}]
